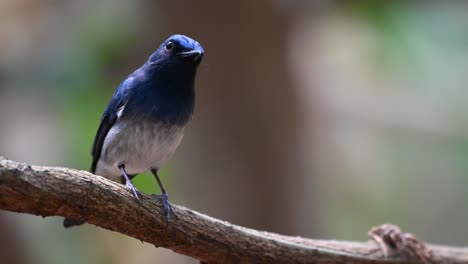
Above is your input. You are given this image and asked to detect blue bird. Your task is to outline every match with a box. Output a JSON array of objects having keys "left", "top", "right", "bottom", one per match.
[{"left": 64, "top": 34, "right": 204, "bottom": 228}]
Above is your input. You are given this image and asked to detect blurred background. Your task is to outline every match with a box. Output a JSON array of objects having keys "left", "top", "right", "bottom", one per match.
[{"left": 1, "top": 1, "right": 468, "bottom": 263}]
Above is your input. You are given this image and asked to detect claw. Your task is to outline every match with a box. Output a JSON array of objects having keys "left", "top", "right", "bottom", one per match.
[
  {"left": 151, "top": 193, "right": 176, "bottom": 225},
  {"left": 126, "top": 181, "right": 142, "bottom": 204},
  {"left": 119, "top": 164, "right": 142, "bottom": 205}
]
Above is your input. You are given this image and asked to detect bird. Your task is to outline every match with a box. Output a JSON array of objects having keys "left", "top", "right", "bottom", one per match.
[{"left": 63, "top": 34, "right": 204, "bottom": 228}]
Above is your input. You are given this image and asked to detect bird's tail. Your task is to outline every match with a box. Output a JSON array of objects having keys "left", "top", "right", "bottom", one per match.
[{"left": 63, "top": 218, "right": 85, "bottom": 228}]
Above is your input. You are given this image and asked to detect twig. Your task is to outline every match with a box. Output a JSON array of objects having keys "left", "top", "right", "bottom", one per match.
[{"left": 0, "top": 157, "right": 467, "bottom": 263}]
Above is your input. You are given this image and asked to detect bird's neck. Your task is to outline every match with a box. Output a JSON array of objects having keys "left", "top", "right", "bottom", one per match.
[{"left": 133, "top": 65, "right": 196, "bottom": 126}]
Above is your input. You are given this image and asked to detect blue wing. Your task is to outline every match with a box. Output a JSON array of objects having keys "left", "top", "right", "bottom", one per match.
[{"left": 90, "top": 76, "right": 135, "bottom": 173}]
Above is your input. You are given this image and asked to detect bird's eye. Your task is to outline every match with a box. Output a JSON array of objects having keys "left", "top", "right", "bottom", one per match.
[{"left": 165, "top": 41, "right": 174, "bottom": 51}]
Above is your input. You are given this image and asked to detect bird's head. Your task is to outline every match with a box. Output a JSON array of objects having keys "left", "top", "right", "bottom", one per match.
[
  {"left": 138, "top": 34, "right": 202, "bottom": 120},
  {"left": 148, "top": 34, "right": 204, "bottom": 73}
]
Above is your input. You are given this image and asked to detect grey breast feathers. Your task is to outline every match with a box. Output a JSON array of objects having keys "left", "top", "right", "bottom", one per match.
[{"left": 95, "top": 119, "right": 185, "bottom": 179}]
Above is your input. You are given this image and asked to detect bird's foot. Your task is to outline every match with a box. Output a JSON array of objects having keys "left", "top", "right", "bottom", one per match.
[
  {"left": 151, "top": 193, "right": 176, "bottom": 225},
  {"left": 126, "top": 181, "right": 142, "bottom": 203}
]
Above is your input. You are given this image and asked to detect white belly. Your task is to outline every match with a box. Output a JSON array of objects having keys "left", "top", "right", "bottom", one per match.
[{"left": 95, "top": 120, "right": 184, "bottom": 179}]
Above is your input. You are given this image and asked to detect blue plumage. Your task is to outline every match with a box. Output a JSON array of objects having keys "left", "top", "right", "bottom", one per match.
[{"left": 64, "top": 34, "right": 204, "bottom": 228}]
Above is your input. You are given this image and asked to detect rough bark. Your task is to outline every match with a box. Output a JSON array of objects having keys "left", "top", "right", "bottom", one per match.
[{"left": 0, "top": 157, "right": 467, "bottom": 264}]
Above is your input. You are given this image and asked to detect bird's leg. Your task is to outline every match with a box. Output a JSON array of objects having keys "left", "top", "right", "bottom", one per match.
[
  {"left": 119, "top": 174, "right": 136, "bottom": 184},
  {"left": 119, "top": 164, "right": 141, "bottom": 203},
  {"left": 150, "top": 168, "right": 175, "bottom": 224}
]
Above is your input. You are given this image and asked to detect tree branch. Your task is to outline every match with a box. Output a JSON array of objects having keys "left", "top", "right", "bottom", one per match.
[{"left": 0, "top": 157, "right": 466, "bottom": 264}]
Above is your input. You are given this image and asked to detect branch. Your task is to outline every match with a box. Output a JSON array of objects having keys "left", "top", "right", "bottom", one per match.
[{"left": 0, "top": 157, "right": 466, "bottom": 264}]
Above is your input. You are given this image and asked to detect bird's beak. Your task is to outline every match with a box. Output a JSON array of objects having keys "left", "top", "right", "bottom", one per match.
[{"left": 179, "top": 50, "right": 204, "bottom": 64}]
